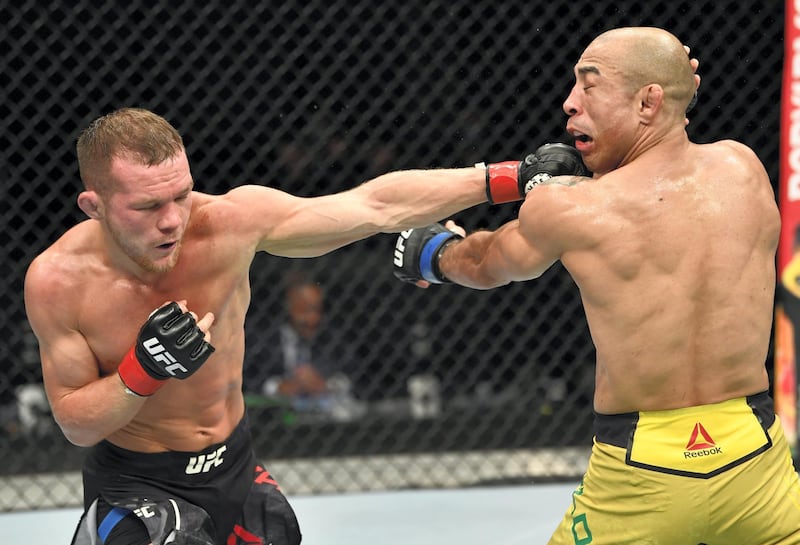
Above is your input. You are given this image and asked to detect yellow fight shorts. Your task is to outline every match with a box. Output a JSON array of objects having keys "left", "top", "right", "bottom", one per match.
[{"left": 548, "top": 392, "right": 800, "bottom": 545}]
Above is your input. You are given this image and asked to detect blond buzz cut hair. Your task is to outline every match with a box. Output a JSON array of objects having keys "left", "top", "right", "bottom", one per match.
[{"left": 76, "top": 108, "right": 185, "bottom": 194}]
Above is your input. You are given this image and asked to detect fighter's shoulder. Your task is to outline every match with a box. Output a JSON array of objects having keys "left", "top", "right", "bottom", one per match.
[
  {"left": 217, "top": 184, "right": 297, "bottom": 202},
  {"left": 711, "top": 138, "right": 752, "bottom": 152},
  {"left": 188, "top": 186, "right": 305, "bottom": 249},
  {"left": 195, "top": 185, "right": 300, "bottom": 217},
  {"left": 518, "top": 173, "right": 602, "bottom": 236},
  {"left": 29, "top": 220, "right": 95, "bottom": 267},
  {"left": 522, "top": 171, "right": 600, "bottom": 212},
  {"left": 703, "top": 139, "right": 761, "bottom": 164},
  {"left": 25, "top": 225, "right": 94, "bottom": 303}
]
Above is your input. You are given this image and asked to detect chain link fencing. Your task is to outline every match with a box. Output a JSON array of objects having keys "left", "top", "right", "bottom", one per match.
[{"left": 0, "top": 0, "right": 784, "bottom": 510}]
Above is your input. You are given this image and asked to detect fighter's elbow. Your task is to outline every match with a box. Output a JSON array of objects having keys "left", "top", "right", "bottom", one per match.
[
  {"left": 60, "top": 426, "right": 103, "bottom": 447},
  {"left": 52, "top": 412, "right": 103, "bottom": 447}
]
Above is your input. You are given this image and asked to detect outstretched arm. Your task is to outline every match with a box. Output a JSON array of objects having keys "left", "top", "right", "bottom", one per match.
[
  {"left": 392, "top": 172, "right": 591, "bottom": 289},
  {"left": 391, "top": 149, "right": 590, "bottom": 288},
  {"left": 239, "top": 166, "right": 487, "bottom": 258},
  {"left": 242, "top": 144, "right": 586, "bottom": 258}
]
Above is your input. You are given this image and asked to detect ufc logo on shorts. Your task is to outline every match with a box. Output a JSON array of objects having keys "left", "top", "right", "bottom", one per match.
[
  {"left": 185, "top": 445, "right": 227, "bottom": 474},
  {"left": 134, "top": 505, "right": 157, "bottom": 519},
  {"left": 142, "top": 337, "right": 188, "bottom": 376}
]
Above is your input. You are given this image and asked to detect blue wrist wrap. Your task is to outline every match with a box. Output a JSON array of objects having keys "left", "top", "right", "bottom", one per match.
[{"left": 419, "top": 232, "right": 456, "bottom": 283}]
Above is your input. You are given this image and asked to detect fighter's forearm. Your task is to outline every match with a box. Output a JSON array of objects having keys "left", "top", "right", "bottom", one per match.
[
  {"left": 363, "top": 167, "right": 486, "bottom": 231},
  {"left": 50, "top": 373, "right": 145, "bottom": 447},
  {"left": 438, "top": 231, "right": 510, "bottom": 290},
  {"left": 258, "top": 167, "right": 487, "bottom": 259}
]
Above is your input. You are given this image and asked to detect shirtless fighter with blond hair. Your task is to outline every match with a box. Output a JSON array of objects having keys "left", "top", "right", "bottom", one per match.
[{"left": 24, "top": 107, "right": 587, "bottom": 544}]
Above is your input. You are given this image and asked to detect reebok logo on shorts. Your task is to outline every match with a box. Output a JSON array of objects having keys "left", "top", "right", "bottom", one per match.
[
  {"left": 686, "top": 422, "right": 715, "bottom": 450},
  {"left": 684, "top": 422, "right": 722, "bottom": 458}
]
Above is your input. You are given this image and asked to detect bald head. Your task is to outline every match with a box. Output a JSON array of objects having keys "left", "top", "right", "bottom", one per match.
[{"left": 584, "top": 27, "right": 696, "bottom": 117}]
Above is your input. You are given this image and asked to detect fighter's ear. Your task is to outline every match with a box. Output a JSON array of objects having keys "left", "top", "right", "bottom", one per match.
[
  {"left": 77, "top": 190, "right": 102, "bottom": 219},
  {"left": 638, "top": 83, "right": 664, "bottom": 123}
]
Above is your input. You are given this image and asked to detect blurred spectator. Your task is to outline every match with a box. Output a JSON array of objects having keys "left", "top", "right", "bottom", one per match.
[
  {"left": 2, "top": 321, "right": 54, "bottom": 438},
  {"left": 244, "top": 270, "right": 362, "bottom": 420}
]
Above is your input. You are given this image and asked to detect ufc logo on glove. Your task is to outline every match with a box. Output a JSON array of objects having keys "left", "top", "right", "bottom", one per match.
[{"left": 142, "top": 337, "right": 188, "bottom": 376}]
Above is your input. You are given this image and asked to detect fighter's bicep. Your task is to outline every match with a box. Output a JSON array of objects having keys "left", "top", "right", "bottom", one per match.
[
  {"left": 39, "top": 328, "right": 101, "bottom": 401},
  {"left": 24, "top": 263, "right": 111, "bottom": 438},
  {"left": 485, "top": 221, "right": 559, "bottom": 282},
  {"left": 233, "top": 186, "right": 375, "bottom": 257},
  {"left": 26, "top": 298, "right": 100, "bottom": 402},
  {"left": 516, "top": 186, "right": 580, "bottom": 264}
]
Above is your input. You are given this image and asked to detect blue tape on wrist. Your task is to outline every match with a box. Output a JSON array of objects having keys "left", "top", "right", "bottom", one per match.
[
  {"left": 98, "top": 506, "right": 132, "bottom": 544},
  {"left": 419, "top": 232, "right": 455, "bottom": 283}
]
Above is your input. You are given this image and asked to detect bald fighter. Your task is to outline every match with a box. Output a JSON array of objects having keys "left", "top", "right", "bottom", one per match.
[{"left": 394, "top": 27, "right": 800, "bottom": 544}]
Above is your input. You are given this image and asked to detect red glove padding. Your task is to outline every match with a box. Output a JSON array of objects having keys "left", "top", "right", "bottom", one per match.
[
  {"left": 118, "top": 346, "right": 167, "bottom": 396},
  {"left": 485, "top": 143, "right": 589, "bottom": 204}
]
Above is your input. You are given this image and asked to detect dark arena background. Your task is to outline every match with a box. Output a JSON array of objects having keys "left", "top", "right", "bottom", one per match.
[{"left": 0, "top": 1, "right": 783, "bottom": 509}]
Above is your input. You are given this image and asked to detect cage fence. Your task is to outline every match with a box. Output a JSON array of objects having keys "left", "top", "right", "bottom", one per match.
[{"left": 0, "top": 0, "right": 783, "bottom": 510}]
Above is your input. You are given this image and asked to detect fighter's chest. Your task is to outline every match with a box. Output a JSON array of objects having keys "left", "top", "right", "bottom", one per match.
[{"left": 79, "top": 268, "right": 246, "bottom": 373}]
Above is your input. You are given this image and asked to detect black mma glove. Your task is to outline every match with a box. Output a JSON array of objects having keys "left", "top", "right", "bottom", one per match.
[
  {"left": 393, "top": 223, "right": 462, "bottom": 284},
  {"left": 117, "top": 302, "right": 215, "bottom": 396},
  {"left": 485, "top": 143, "right": 589, "bottom": 204}
]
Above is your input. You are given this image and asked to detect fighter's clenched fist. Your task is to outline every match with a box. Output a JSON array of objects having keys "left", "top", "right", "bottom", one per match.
[
  {"left": 393, "top": 223, "right": 462, "bottom": 285},
  {"left": 117, "top": 301, "right": 215, "bottom": 396},
  {"left": 484, "top": 143, "right": 589, "bottom": 204}
]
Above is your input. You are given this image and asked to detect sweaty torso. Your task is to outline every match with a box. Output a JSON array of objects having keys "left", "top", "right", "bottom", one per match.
[
  {"left": 57, "top": 194, "right": 256, "bottom": 451},
  {"left": 556, "top": 141, "right": 778, "bottom": 413}
]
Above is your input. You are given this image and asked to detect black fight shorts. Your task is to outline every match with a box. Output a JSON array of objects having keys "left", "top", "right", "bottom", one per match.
[{"left": 71, "top": 414, "right": 301, "bottom": 545}]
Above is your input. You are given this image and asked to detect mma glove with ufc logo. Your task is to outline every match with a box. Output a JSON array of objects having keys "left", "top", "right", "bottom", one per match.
[{"left": 117, "top": 302, "right": 215, "bottom": 396}]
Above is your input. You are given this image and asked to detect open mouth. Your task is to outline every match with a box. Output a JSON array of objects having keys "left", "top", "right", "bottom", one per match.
[
  {"left": 570, "top": 129, "right": 592, "bottom": 144},
  {"left": 570, "top": 130, "right": 593, "bottom": 152}
]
